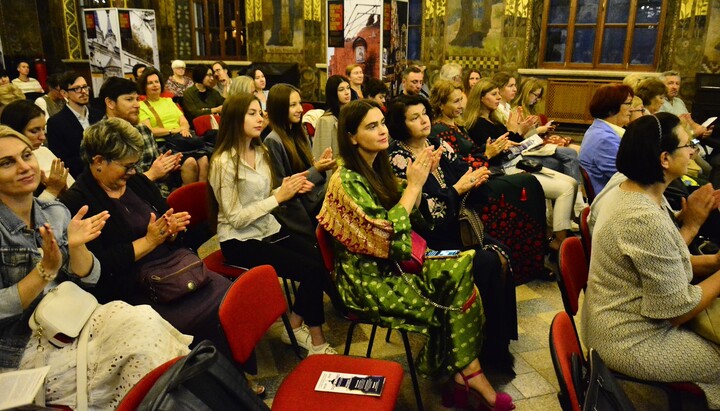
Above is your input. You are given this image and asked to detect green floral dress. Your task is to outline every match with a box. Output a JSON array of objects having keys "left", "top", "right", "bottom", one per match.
[{"left": 317, "top": 167, "right": 485, "bottom": 377}]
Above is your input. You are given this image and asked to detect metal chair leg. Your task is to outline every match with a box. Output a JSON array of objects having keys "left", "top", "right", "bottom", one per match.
[
  {"left": 385, "top": 328, "right": 392, "bottom": 342},
  {"left": 344, "top": 321, "right": 359, "bottom": 355},
  {"left": 401, "top": 330, "right": 423, "bottom": 411},
  {"left": 282, "top": 278, "right": 294, "bottom": 307},
  {"left": 366, "top": 324, "right": 378, "bottom": 357}
]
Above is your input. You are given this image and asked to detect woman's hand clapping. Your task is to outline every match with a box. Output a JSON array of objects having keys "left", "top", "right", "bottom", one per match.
[
  {"left": 274, "top": 171, "right": 313, "bottom": 203},
  {"left": 41, "top": 158, "right": 69, "bottom": 198},
  {"left": 67, "top": 205, "right": 110, "bottom": 249},
  {"left": 406, "top": 147, "right": 434, "bottom": 190},
  {"left": 485, "top": 133, "right": 511, "bottom": 159},
  {"left": 314, "top": 147, "right": 337, "bottom": 173},
  {"left": 453, "top": 167, "right": 491, "bottom": 195},
  {"left": 39, "top": 223, "right": 62, "bottom": 276}
]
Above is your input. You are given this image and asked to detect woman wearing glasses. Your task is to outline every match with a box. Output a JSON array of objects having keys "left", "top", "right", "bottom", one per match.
[
  {"left": 582, "top": 113, "right": 720, "bottom": 410},
  {"left": 59, "top": 118, "right": 233, "bottom": 357},
  {"left": 578, "top": 84, "right": 635, "bottom": 195},
  {"left": 182, "top": 65, "right": 225, "bottom": 124}
]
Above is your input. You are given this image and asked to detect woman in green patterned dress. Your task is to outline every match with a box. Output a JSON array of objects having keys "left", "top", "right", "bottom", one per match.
[{"left": 317, "top": 99, "right": 515, "bottom": 410}]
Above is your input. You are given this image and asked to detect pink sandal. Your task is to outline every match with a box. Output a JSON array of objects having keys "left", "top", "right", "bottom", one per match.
[{"left": 441, "top": 369, "right": 515, "bottom": 410}]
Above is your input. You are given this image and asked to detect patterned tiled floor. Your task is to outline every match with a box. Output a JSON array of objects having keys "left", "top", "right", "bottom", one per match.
[{"left": 198, "top": 238, "right": 708, "bottom": 410}]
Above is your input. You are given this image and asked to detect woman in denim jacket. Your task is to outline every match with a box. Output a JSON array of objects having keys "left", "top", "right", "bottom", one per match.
[{"left": 0, "top": 126, "right": 190, "bottom": 408}]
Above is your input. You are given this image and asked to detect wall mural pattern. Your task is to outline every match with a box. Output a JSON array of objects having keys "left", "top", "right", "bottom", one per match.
[
  {"left": 702, "top": 0, "right": 720, "bottom": 73},
  {"left": 173, "top": 0, "right": 191, "bottom": 60},
  {"left": 63, "top": 0, "right": 83, "bottom": 59}
]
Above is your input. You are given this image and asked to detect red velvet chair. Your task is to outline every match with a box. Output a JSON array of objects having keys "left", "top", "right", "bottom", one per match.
[
  {"left": 116, "top": 357, "right": 182, "bottom": 411},
  {"left": 316, "top": 226, "right": 425, "bottom": 411},
  {"left": 165, "top": 182, "right": 245, "bottom": 279},
  {"left": 219, "top": 265, "right": 404, "bottom": 410},
  {"left": 579, "top": 166, "right": 596, "bottom": 204},
  {"left": 579, "top": 206, "right": 592, "bottom": 262},
  {"left": 193, "top": 114, "right": 220, "bottom": 137},
  {"left": 556, "top": 237, "right": 705, "bottom": 409},
  {"left": 549, "top": 311, "right": 584, "bottom": 411}
]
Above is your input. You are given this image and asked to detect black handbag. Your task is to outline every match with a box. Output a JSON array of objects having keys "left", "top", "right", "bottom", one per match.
[
  {"left": 583, "top": 349, "right": 635, "bottom": 411},
  {"left": 516, "top": 158, "right": 543, "bottom": 173},
  {"left": 138, "top": 340, "right": 269, "bottom": 411}
]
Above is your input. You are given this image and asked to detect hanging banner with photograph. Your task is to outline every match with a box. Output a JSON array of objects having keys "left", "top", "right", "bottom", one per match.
[
  {"left": 327, "top": 0, "right": 345, "bottom": 48},
  {"left": 327, "top": 0, "right": 383, "bottom": 80}
]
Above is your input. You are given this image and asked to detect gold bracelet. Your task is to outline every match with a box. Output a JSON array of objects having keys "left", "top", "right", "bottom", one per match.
[{"left": 36, "top": 261, "right": 58, "bottom": 282}]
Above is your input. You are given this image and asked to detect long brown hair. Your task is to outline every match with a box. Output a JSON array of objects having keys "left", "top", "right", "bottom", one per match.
[
  {"left": 337, "top": 99, "right": 400, "bottom": 210},
  {"left": 266, "top": 84, "right": 313, "bottom": 173},
  {"left": 209, "top": 93, "right": 273, "bottom": 225},
  {"left": 464, "top": 79, "right": 503, "bottom": 129}
]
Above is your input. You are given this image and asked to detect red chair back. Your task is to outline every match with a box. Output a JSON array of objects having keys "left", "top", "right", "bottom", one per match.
[
  {"left": 558, "top": 236, "right": 588, "bottom": 316},
  {"left": 315, "top": 225, "right": 335, "bottom": 273},
  {"left": 116, "top": 356, "right": 182, "bottom": 411},
  {"left": 580, "top": 166, "right": 596, "bottom": 204},
  {"left": 549, "top": 312, "right": 583, "bottom": 411},
  {"left": 166, "top": 181, "right": 210, "bottom": 230},
  {"left": 301, "top": 102, "right": 314, "bottom": 114},
  {"left": 579, "top": 206, "right": 592, "bottom": 261},
  {"left": 218, "top": 265, "right": 288, "bottom": 364},
  {"left": 193, "top": 114, "right": 220, "bottom": 137}
]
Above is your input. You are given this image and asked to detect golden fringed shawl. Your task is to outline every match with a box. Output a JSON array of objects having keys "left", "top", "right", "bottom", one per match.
[{"left": 316, "top": 170, "right": 394, "bottom": 259}]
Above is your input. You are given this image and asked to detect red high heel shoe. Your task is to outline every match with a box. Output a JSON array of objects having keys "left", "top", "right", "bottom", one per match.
[{"left": 441, "top": 369, "right": 515, "bottom": 410}]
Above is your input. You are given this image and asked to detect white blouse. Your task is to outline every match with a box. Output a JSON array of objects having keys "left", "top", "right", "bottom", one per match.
[{"left": 209, "top": 146, "right": 281, "bottom": 242}]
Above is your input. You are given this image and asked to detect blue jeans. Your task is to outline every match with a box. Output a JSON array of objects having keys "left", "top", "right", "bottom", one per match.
[{"left": 534, "top": 146, "right": 581, "bottom": 183}]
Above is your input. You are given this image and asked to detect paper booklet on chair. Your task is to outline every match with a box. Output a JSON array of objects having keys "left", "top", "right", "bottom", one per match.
[
  {"left": 507, "top": 134, "right": 544, "bottom": 159},
  {"left": 315, "top": 371, "right": 385, "bottom": 396},
  {"left": 0, "top": 366, "right": 54, "bottom": 410}
]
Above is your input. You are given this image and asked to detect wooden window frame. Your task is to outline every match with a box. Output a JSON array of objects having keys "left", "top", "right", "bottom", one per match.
[
  {"left": 538, "top": 0, "right": 667, "bottom": 71},
  {"left": 190, "top": 0, "right": 247, "bottom": 60}
]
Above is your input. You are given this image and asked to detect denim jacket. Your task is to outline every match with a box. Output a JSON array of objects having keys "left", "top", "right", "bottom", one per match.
[{"left": 0, "top": 198, "right": 101, "bottom": 368}]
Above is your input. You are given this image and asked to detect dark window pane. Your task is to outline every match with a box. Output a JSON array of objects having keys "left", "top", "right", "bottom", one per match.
[
  {"left": 600, "top": 27, "right": 626, "bottom": 63},
  {"left": 545, "top": 28, "right": 567, "bottom": 62},
  {"left": 548, "top": 0, "right": 570, "bottom": 23},
  {"left": 630, "top": 26, "right": 657, "bottom": 64},
  {"left": 575, "top": 0, "right": 599, "bottom": 23},
  {"left": 409, "top": 0, "right": 422, "bottom": 25},
  {"left": 571, "top": 27, "right": 595, "bottom": 62},
  {"left": 223, "top": 1, "right": 236, "bottom": 57},
  {"left": 636, "top": 0, "right": 662, "bottom": 23},
  {"left": 408, "top": 27, "right": 421, "bottom": 61},
  {"left": 605, "top": 0, "right": 630, "bottom": 23}
]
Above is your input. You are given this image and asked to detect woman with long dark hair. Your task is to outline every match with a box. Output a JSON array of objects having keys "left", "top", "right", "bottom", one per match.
[
  {"left": 311, "top": 75, "right": 352, "bottom": 162},
  {"left": 317, "top": 99, "right": 515, "bottom": 410},
  {"left": 208, "top": 93, "right": 336, "bottom": 356},
  {"left": 264, "top": 84, "right": 336, "bottom": 241}
]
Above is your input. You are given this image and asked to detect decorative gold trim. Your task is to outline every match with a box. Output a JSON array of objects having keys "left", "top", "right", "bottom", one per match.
[{"left": 62, "top": 0, "right": 82, "bottom": 59}]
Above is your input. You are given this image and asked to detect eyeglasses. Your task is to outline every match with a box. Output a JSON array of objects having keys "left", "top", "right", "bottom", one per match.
[
  {"left": 67, "top": 85, "right": 91, "bottom": 93},
  {"left": 676, "top": 138, "right": 700, "bottom": 150},
  {"left": 113, "top": 160, "right": 139, "bottom": 174},
  {"left": 629, "top": 107, "right": 646, "bottom": 114},
  {"left": 530, "top": 91, "right": 542, "bottom": 100},
  {"left": 621, "top": 100, "right": 633, "bottom": 106}
]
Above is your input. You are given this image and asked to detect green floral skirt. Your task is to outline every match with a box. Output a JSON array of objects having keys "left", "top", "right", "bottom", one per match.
[{"left": 335, "top": 249, "right": 484, "bottom": 377}]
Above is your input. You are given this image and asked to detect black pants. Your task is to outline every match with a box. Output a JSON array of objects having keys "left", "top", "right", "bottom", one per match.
[{"left": 220, "top": 234, "right": 327, "bottom": 326}]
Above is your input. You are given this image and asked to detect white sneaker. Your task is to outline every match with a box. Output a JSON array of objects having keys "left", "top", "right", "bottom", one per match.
[
  {"left": 280, "top": 324, "right": 312, "bottom": 350},
  {"left": 307, "top": 343, "right": 338, "bottom": 356}
]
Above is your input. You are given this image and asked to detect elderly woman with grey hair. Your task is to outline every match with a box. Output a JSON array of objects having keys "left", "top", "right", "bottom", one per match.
[{"left": 59, "top": 118, "right": 233, "bottom": 357}]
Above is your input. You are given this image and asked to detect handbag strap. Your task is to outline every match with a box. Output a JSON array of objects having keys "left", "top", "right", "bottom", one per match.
[
  {"left": 75, "top": 308, "right": 95, "bottom": 411},
  {"left": 460, "top": 193, "right": 486, "bottom": 245},
  {"left": 393, "top": 262, "right": 477, "bottom": 312},
  {"left": 143, "top": 99, "right": 165, "bottom": 128}
]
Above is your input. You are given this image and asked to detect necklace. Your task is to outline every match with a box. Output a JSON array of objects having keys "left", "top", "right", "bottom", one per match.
[{"left": 397, "top": 140, "right": 447, "bottom": 189}]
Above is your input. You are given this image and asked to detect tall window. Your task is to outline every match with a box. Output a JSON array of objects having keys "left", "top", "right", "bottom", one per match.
[
  {"left": 539, "top": 0, "right": 666, "bottom": 70},
  {"left": 191, "top": 0, "right": 246, "bottom": 59}
]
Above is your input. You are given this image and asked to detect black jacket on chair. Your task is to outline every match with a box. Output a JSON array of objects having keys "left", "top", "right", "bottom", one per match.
[{"left": 46, "top": 105, "right": 103, "bottom": 178}]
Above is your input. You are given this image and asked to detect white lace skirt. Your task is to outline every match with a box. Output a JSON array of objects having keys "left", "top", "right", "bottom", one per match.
[{"left": 19, "top": 301, "right": 192, "bottom": 409}]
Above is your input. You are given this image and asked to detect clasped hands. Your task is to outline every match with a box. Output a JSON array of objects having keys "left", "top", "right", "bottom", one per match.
[
  {"left": 314, "top": 147, "right": 337, "bottom": 173},
  {"left": 275, "top": 171, "right": 315, "bottom": 203}
]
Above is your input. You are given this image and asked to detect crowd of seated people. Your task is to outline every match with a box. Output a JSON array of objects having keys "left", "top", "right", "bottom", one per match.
[{"left": 3, "top": 58, "right": 720, "bottom": 411}]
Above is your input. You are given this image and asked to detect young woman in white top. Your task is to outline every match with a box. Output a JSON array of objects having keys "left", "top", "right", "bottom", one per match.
[
  {"left": 1, "top": 100, "right": 73, "bottom": 201},
  {"left": 208, "top": 93, "right": 336, "bottom": 355},
  {"left": 247, "top": 68, "right": 269, "bottom": 110}
]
